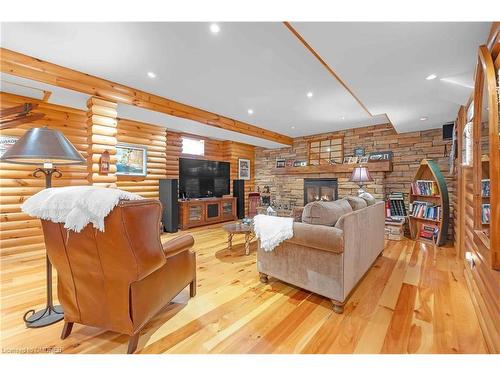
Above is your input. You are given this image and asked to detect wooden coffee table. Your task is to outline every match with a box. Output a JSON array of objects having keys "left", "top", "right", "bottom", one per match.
[{"left": 222, "top": 222, "right": 255, "bottom": 255}]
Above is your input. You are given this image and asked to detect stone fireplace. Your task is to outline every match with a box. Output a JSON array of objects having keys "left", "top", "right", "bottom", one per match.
[{"left": 303, "top": 178, "right": 338, "bottom": 205}]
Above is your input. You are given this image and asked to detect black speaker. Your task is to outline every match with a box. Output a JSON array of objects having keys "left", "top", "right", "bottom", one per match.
[
  {"left": 159, "top": 179, "right": 178, "bottom": 233},
  {"left": 442, "top": 122, "right": 454, "bottom": 140},
  {"left": 233, "top": 179, "right": 245, "bottom": 219}
]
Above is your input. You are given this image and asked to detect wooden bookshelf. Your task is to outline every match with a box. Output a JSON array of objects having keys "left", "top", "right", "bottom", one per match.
[{"left": 408, "top": 159, "right": 450, "bottom": 246}]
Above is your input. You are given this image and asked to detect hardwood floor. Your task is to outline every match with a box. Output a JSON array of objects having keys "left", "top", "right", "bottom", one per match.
[{"left": 0, "top": 223, "right": 488, "bottom": 354}]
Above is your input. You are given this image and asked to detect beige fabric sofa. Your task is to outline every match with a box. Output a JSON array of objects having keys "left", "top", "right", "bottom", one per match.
[{"left": 257, "top": 197, "right": 385, "bottom": 313}]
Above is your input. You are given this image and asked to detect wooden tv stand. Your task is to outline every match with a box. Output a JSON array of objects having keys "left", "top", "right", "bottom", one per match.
[{"left": 178, "top": 197, "right": 237, "bottom": 230}]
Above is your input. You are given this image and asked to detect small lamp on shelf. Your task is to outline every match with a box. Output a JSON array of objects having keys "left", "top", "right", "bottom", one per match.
[
  {"left": 350, "top": 166, "right": 373, "bottom": 196},
  {"left": 0, "top": 127, "right": 85, "bottom": 328}
]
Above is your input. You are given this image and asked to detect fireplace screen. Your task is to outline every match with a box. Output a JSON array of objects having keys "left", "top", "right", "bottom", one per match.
[{"left": 304, "top": 178, "right": 338, "bottom": 205}]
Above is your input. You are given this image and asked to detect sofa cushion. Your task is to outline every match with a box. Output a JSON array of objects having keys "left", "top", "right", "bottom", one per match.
[
  {"left": 345, "top": 196, "right": 368, "bottom": 211},
  {"left": 301, "top": 198, "right": 353, "bottom": 226},
  {"left": 288, "top": 222, "right": 344, "bottom": 253},
  {"left": 359, "top": 192, "right": 376, "bottom": 206}
]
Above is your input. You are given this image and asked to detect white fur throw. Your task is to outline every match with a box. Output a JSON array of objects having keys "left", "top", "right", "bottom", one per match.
[
  {"left": 22, "top": 186, "right": 143, "bottom": 233},
  {"left": 253, "top": 214, "right": 294, "bottom": 252}
]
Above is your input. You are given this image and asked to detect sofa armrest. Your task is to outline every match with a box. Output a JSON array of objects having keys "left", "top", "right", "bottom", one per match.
[
  {"left": 340, "top": 201, "right": 385, "bottom": 299},
  {"left": 162, "top": 234, "right": 195, "bottom": 259},
  {"left": 287, "top": 222, "right": 344, "bottom": 253}
]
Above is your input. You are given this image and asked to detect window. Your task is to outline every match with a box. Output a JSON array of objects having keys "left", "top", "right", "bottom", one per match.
[
  {"left": 462, "top": 122, "right": 472, "bottom": 166},
  {"left": 308, "top": 136, "right": 343, "bottom": 166},
  {"left": 182, "top": 137, "right": 204, "bottom": 156}
]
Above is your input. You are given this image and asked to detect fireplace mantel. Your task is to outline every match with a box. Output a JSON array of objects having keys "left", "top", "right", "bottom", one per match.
[{"left": 273, "top": 161, "right": 392, "bottom": 175}]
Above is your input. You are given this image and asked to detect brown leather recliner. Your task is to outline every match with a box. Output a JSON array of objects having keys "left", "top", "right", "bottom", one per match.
[{"left": 41, "top": 199, "right": 196, "bottom": 353}]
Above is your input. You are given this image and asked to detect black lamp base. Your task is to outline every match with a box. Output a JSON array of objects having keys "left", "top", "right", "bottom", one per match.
[{"left": 24, "top": 304, "right": 64, "bottom": 328}]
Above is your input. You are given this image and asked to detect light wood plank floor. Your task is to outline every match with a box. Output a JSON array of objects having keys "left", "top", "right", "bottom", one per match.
[{"left": 0, "top": 223, "right": 488, "bottom": 354}]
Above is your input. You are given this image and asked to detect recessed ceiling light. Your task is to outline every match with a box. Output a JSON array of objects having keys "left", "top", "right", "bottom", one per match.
[
  {"left": 147, "top": 72, "right": 156, "bottom": 78},
  {"left": 247, "top": 109, "right": 254, "bottom": 115},
  {"left": 210, "top": 23, "right": 220, "bottom": 34},
  {"left": 290, "top": 126, "right": 295, "bottom": 129},
  {"left": 420, "top": 116, "right": 428, "bottom": 121},
  {"left": 425, "top": 74, "right": 437, "bottom": 80},
  {"left": 341, "top": 116, "right": 345, "bottom": 120},
  {"left": 306, "top": 92, "right": 314, "bottom": 98}
]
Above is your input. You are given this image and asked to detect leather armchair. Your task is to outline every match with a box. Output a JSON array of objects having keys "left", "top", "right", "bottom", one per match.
[{"left": 41, "top": 199, "right": 196, "bottom": 353}]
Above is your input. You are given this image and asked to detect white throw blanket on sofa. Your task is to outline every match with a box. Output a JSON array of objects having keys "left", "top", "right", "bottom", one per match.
[
  {"left": 22, "top": 186, "right": 143, "bottom": 233},
  {"left": 253, "top": 214, "right": 294, "bottom": 252}
]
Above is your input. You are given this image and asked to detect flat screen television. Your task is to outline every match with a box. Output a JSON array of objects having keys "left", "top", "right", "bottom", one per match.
[{"left": 179, "top": 158, "right": 230, "bottom": 198}]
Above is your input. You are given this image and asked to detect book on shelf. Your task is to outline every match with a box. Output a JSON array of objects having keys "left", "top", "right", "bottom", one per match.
[
  {"left": 387, "top": 192, "right": 407, "bottom": 217},
  {"left": 409, "top": 201, "right": 441, "bottom": 221},
  {"left": 419, "top": 223, "right": 439, "bottom": 242},
  {"left": 411, "top": 180, "right": 439, "bottom": 196},
  {"left": 482, "top": 203, "right": 491, "bottom": 224},
  {"left": 481, "top": 179, "right": 490, "bottom": 197}
]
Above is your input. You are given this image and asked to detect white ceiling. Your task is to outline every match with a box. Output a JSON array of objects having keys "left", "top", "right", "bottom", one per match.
[{"left": 0, "top": 22, "right": 490, "bottom": 144}]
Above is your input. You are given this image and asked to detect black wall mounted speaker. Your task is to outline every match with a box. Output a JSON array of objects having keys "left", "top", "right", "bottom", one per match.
[
  {"left": 233, "top": 179, "right": 245, "bottom": 219},
  {"left": 442, "top": 122, "right": 454, "bottom": 140},
  {"left": 159, "top": 179, "right": 179, "bottom": 233}
]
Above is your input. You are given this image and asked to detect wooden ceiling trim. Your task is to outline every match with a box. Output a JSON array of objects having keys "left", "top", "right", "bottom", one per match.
[
  {"left": 0, "top": 48, "right": 293, "bottom": 146},
  {"left": 283, "top": 22, "right": 373, "bottom": 117}
]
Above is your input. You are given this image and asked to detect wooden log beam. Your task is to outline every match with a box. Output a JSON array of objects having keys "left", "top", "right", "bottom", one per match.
[
  {"left": 0, "top": 112, "right": 45, "bottom": 130},
  {"left": 0, "top": 103, "right": 37, "bottom": 118},
  {"left": 1, "top": 48, "right": 293, "bottom": 146}
]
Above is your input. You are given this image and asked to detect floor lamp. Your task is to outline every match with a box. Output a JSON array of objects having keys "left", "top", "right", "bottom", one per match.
[{"left": 0, "top": 127, "right": 85, "bottom": 328}]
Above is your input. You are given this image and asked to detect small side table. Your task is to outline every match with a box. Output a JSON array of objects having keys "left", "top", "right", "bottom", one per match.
[{"left": 222, "top": 223, "right": 255, "bottom": 255}]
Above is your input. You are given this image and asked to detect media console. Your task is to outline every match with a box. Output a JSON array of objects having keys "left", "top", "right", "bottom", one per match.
[{"left": 178, "top": 197, "right": 237, "bottom": 230}]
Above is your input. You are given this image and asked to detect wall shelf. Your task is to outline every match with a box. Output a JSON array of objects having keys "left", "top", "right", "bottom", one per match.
[{"left": 273, "top": 160, "right": 392, "bottom": 175}]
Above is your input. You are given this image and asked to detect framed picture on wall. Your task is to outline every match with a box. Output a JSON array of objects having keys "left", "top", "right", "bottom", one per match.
[
  {"left": 238, "top": 158, "right": 250, "bottom": 180},
  {"left": 116, "top": 144, "right": 148, "bottom": 176},
  {"left": 276, "top": 158, "right": 286, "bottom": 168}
]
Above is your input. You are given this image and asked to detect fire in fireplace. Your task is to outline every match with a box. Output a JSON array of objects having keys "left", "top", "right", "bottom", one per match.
[{"left": 304, "top": 178, "right": 338, "bottom": 205}]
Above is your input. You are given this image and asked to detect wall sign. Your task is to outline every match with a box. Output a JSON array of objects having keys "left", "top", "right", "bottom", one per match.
[
  {"left": 368, "top": 151, "right": 393, "bottom": 162},
  {"left": 0, "top": 136, "right": 18, "bottom": 158}
]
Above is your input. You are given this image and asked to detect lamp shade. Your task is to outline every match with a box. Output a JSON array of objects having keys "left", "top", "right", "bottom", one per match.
[
  {"left": 350, "top": 166, "right": 373, "bottom": 183},
  {"left": 0, "top": 127, "right": 85, "bottom": 165}
]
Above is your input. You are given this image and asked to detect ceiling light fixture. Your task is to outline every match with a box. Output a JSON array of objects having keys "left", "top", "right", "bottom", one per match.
[
  {"left": 290, "top": 126, "right": 295, "bottom": 129},
  {"left": 420, "top": 116, "right": 428, "bottom": 121},
  {"left": 147, "top": 72, "right": 156, "bottom": 79},
  {"left": 210, "top": 23, "right": 220, "bottom": 34},
  {"left": 341, "top": 116, "right": 345, "bottom": 120},
  {"left": 247, "top": 109, "right": 254, "bottom": 115},
  {"left": 306, "top": 92, "right": 313, "bottom": 98},
  {"left": 425, "top": 74, "right": 437, "bottom": 80}
]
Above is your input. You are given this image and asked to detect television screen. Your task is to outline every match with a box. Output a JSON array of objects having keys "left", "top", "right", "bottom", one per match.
[{"left": 179, "top": 158, "right": 230, "bottom": 198}]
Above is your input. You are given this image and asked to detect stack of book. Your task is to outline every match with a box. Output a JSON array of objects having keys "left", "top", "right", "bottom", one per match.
[
  {"left": 411, "top": 180, "right": 438, "bottom": 196},
  {"left": 387, "top": 192, "right": 407, "bottom": 217},
  {"left": 481, "top": 179, "right": 490, "bottom": 197},
  {"left": 410, "top": 201, "right": 441, "bottom": 221},
  {"left": 482, "top": 203, "right": 491, "bottom": 224},
  {"left": 385, "top": 217, "right": 405, "bottom": 241},
  {"left": 419, "top": 224, "right": 439, "bottom": 242}
]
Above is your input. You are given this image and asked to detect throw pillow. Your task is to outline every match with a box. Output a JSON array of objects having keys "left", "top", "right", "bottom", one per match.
[
  {"left": 359, "top": 192, "right": 376, "bottom": 206},
  {"left": 301, "top": 198, "right": 353, "bottom": 226},
  {"left": 345, "top": 196, "right": 368, "bottom": 211}
]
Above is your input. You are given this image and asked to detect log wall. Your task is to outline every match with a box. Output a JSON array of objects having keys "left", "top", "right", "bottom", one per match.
[
  {"left": 116, "top": 119, "right": 167, "bottom": 199},
  {"left": 0, "top": 92, "right": 89, "bottom": 256}
]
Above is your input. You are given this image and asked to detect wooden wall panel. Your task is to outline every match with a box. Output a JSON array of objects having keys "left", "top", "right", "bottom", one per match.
[
  {"left": 86, "top": 97, "right": 118, "bottom": 187},
  {"left": 0, "top": 92, "right": 89, "bottom": 255},
  {"left": 116, "top": 119, "right": 167, "bottom": 198},
  {"left": 166, "top": 131, "right": 182, "bottom": 179}
]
